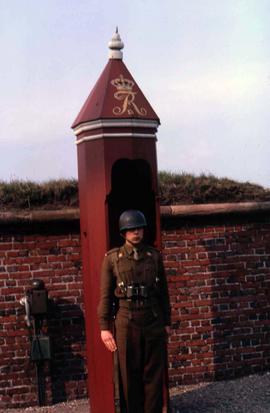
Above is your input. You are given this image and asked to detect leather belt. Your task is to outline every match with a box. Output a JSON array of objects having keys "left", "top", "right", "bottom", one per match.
[{"left": 119, "top": 299, "right": 152, "bottom": 310}]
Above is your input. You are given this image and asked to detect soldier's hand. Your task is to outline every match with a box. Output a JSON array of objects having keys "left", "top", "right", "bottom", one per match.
[
  {"left": 101, "top": 330, "right": 117, "bottom": 352},
  {"left": 165, "top": 326, "right": 171, "bottom": 336}
]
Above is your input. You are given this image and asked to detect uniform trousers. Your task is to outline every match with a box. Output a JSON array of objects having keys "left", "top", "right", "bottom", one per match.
[{"left": 115, "top": 304, "right": 166, "bottom": 413}]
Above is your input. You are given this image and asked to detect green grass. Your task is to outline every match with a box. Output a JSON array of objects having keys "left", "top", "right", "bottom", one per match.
[
  {"left": 0, "top": 173, "right": 269, "bottom": 210},
  {"left": 0, "top": 179, "right": 78, "bottom": 210},
  {"left": 158, "top": 171, "right": 270, "bottom": 205}
]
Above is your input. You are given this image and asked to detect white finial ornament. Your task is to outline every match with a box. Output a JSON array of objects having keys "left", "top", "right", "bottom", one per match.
[{"left": 108, "top": 28, "right": 124, "bottom": 59}]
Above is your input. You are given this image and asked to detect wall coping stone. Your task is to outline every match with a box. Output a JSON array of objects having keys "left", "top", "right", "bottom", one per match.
[
  {"left": 0, "top": 201, "right": 270, "bottom": 225},
  {"left": 161, "top": 201, "right": 270, "bottom": 217}
]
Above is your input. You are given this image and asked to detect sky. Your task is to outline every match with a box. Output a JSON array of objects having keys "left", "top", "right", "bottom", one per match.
[{"left": 1, "top": 0, "right": 270, "bottom": 187}]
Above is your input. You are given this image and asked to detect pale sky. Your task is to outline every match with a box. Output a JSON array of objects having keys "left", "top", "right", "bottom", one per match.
[{"left": 1, "top": 0, "right": 270, "bottom": 187}]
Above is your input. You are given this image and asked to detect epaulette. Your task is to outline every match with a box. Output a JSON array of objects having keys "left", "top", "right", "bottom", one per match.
[
  {"left": 145, "top": 245, "right": 161, "bottom": 257},
  {"left": 105, "top": 247, "right": 120, "bottom": 257},
  {"left": 147, "top": 245, "right": 160, "bottom": 253}
]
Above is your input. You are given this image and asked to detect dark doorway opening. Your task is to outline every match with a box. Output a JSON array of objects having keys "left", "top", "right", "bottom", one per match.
[{"left": 107, "top": 159, "right": 156, "bottom": 248}]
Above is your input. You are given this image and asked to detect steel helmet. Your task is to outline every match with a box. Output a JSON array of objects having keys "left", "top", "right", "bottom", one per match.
[{"left": 119, "top": 210, "right": 147, "bottom": 233}]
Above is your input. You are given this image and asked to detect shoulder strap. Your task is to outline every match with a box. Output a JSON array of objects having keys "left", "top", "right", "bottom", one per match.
[
  {"left": 147, "top": 246, "right": 160, "bottom": 280},
  {"left": 105, "top": 247, "right": 120, "bottom": 257},
  {"left": 108, "top": 248, "right": 123, "bottom": 283}
]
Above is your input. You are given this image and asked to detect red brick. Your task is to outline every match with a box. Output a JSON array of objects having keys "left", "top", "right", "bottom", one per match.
[{"left": 1, "top": 219, "right": 270, "bottom": 407}]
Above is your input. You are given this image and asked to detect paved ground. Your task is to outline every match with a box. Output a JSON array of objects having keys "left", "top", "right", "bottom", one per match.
[
  {"left": 2, "top": 372, "right": 270, "bottom": 413},
  {"left": 1, "top": 399, "right": 89, "bottom": 413},
  {"left": 171, "top": 372, "right": 270, "bottom": 413}
]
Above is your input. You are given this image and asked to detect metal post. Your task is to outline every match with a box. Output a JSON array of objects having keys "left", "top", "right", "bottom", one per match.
[{"left": 33, "top": 318, "right": 46, "bottom": 406}]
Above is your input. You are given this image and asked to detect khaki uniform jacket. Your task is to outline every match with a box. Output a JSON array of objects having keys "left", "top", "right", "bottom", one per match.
[{"left": 98, "top": 243, "right": 171, "bottom": 330}]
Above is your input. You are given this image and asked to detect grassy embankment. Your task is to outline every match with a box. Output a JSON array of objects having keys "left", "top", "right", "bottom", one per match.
[{"left": 0, "top": 172, "right": 269, "bottom": 210}]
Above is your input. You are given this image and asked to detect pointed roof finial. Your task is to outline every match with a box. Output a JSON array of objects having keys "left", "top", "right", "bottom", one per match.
[{"left": 108, "top": 28, "right": 124, "bottom": 60}]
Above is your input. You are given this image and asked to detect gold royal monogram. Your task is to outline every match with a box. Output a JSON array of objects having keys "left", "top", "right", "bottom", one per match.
[{"left": 111, "top": 74, "right": 147, "bottom": 116}]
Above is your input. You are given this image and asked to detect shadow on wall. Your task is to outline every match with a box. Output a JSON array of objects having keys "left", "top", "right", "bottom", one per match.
[
  {"left": 163, "top": 213, "right": 270, "bottom": 385},
  {"left": 48, "top": 298, "right": 87, "bottom": 403}
]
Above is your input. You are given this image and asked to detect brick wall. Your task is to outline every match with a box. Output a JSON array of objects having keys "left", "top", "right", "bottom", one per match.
[
  {"left": 1, "top": 213, "right": 270, "bottom": 408},
  {"left": 163, "top": 214, "right": 270, "bottom": 386},
  {"left": 0, "top": 223, "right": 87, "bottom": 408}
]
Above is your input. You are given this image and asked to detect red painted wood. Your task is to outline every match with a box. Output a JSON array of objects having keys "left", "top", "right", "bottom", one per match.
[
  {"left": 72, "top": 59, "right": 160, "bottom": 128},
  {"left": 77, "top": 141, "right": 114, "bottom": 413},
  {"left": 74, "top": 55, "right": 162, "bottom": 413}
]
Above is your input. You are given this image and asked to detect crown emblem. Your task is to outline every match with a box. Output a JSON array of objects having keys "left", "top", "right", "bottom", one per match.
[
  {"left": 111, "top": 74, "right": 147, "bottom": 116},
  {"left": 111, "top": 75, "right": 134, "bottom": 91}
]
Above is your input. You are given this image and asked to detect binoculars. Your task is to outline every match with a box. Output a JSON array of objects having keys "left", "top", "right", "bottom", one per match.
[{"left": 126, "top": 284, "right": 148, "bottom": 299}]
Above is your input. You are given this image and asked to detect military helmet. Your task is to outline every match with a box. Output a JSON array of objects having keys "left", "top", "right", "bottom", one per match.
[{"left": 119, "top": 210, "right": 147, "bottom": 232}]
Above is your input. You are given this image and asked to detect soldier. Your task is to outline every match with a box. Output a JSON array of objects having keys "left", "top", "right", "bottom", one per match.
[{"left": 98, "top": 210, "right": 171, "bottom": 413}]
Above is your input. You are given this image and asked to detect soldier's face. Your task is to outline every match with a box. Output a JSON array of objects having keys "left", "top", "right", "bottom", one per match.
[{"left": 125, "top": 228, "right": 144, "bottom": 245}]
